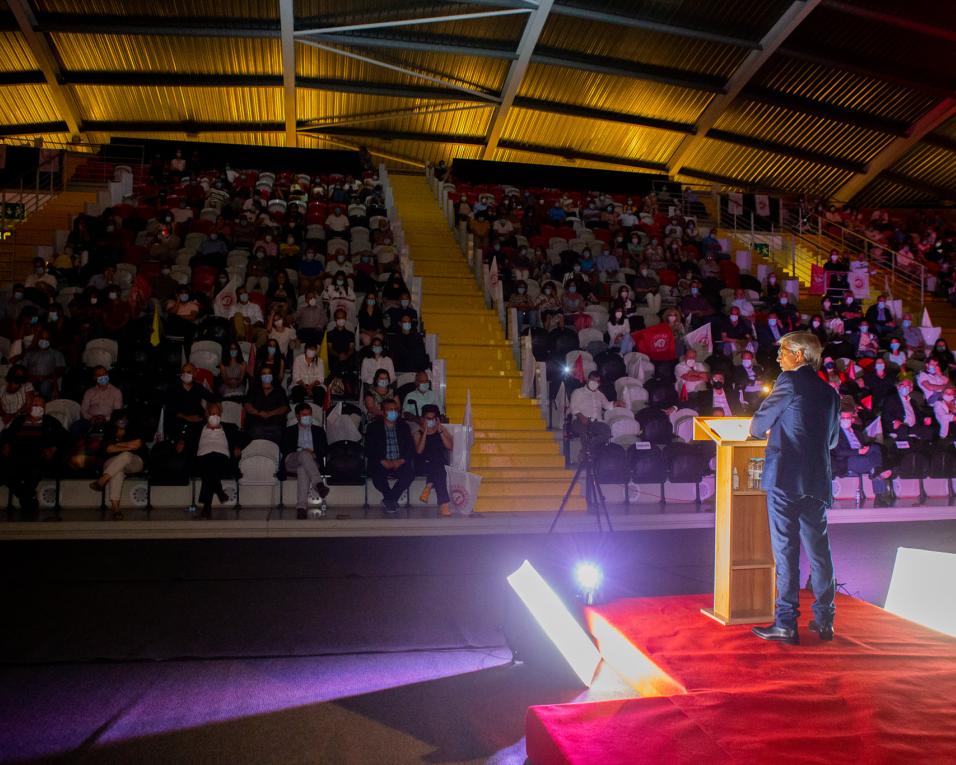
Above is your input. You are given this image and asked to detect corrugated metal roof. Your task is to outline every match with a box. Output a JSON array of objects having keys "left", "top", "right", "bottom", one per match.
[
  {"left": 0, "top": 31, "right": 38, "bottom": 71},
  {"left": 892, "top": 143, "right": 956, "bottom": 194},
  {"left": 680, "top": 138, "right": 854, "bottom": 196},
  {"left": 500, "top": 108, "right": 683, "bottom": 165},
  {"left": 753, "top": 57, "right": 936, "bottom": 125},
  {"left": 35, "top": 0, "right": 278, "bottom": 18},
  {"left": 538, "top": 14, "right": 746, "bottom": 79},
  {"left": 933, "top": 117, "right": 956, "bottom": 143},
  {"left": 51, "top": 33, "right": 281, "bottom": 75},
  {"left": 518, "top": 63, "right": 712, "bottom": 125},
  {"left": 713, "top": 101, "right": 895, "bottom": 165},
  {"left": 70, "top": 85, "right": 282, "bottom": 123},
  {"left": 84, "top": 130, "right": 288, "bottom": 148},
  {"left": 851, "top": 176, "right": 935, "bottom": 209},
  {"left": 0, "top": 84, "right": 61, "bottom": 124},
  {"left": 491, "top": 146, "right": 665, "bottom": 176}
]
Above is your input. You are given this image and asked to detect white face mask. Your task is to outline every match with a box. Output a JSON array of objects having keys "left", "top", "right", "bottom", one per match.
[
  {"left": 741, "top": 359, "right": 752, "bottom": 368},
  {"left": 587, "top": 380, "right": 600, "bottom": 391},
  {"left": 305, "top": 349, "right": 316, "bottom": 359},
  {"left": 30, "top": 406, "right": 44, "bottom": 419},
  {"left": 181, "top": 373, "right": 193, "bottom": 384},
  {"left": 207, "top": 415, "right": 221, "bottom": 427},
  {"left": 308, "top": 298, "right": 317, "bottom": 307}
]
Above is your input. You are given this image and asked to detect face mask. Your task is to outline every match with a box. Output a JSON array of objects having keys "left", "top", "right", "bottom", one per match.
[
  {"left": 874, "top": 362, "right": 886, "bottom": 373},
  {"left": 261, "top": 375, "right": 273, "bottom": 385},
  {"left": 860, "top": 326, "right": 869, "bottom": 334},
  {"left": 208, "top": 415, "right": 221, "bottom": 427},
  {"left": 377, "top": 378, "right": 389, "bottom": 388},
  {"left": 587, "top": 380, "right": 600, "bottom": 391},
  {"left": 35, "top": 267, "right": 44, "bottom": 275},
  {"left": 568, "top": 285, "right": 577, "bottom": 294},
  {"left": 38, "top": 339, "right": 50, "bottom": 349},
  {"left": 401, "top": 322, "right": 412, "bottom": 331},
  {"left": 899, "top": 387, "right": 911, "bottom": 396},
  {"left": 400, "top": 299, "right": 410, "bottom": 308},
  {"left": 742, "top": 359, "right": 753, "bottom": 369},
  {"left": 418, "top": 382, "right": 430, "bottom": 393},
  {"left": 823, "top": 302, "right": 831, "bottom": 309},
  {"left": 938, "top": 346, "right": 947, "bottom": 353},
  {"left": 846, "top": 297, "right": 854, "bottom": 304},
  {"left": 712, "top": 381, "right": 724, "bottom": 390},
  {"left": 179, "top": 294, "right": 189, "bottom": 303},
  {"left": 97, "top": 375, "right": 109, "bottom": 386},
  {"left": 267, "top": 346, "right": 276, "bottom": 355},
  {"left": 30, "top": 315, "right": 39, "bottom": 325},
  {"left": 336, "top": 318, "right": 346, "bottom": 327},
  {"left": 878, "top": 301, "right": 885, "bottom": 307},
  {"left": 841, "top": 416, "right": 854, "bottom": 425},
  {"left": 336, "top": 257, "right": 345, "bottom": 264},
  {"left": 614, "top": 312, "right": 623, "bottom": 321},
  {"left": 544, "top": 289, "right": 552, "bottom": 296},
  {"left": 49, "top": 312, "right": 58, "bottom": 322},
  {"left": 824, "top": 362, "right": 835, "bottom": 370},
  {"left": 13, "top": 291, "right": 23, "bottom": 300},
  {"left": 30, "top": 406, "right": 44, "bottom": 419},
  {"left": 181, "top": 372, "right": 193, "bottom": 384},
  {"left": 812, "top": 320, "right": 821, "bottom": 328},
  {"left": 517, "top": 287, "right": 526, "bottom": 294},
  {"left": 230, "top": 349, "right": 238, "bottom": 357},
  {"left": 308, "top": 298, "right": 317, "bottom": 307},
  {"left": 890, "top": 342, "right": 900, "bottom": 350},
  {"left": 274, "top": 319, "right": 283, "bottom": 328},
  {"left": 780, "top": 298, "right": 788, "bottom": 305},
  {"left": 425, "top": 418, "right": 437, "bottom": 430},
  {"left": 690, "top": 287, "right": 699, "bottom": 296},
  {"left": 90, "top": 297, "right": 98, "bottom": 305},
  {"left": 265, "top": 235, "right": 272, "bottom": 242},
  {"left": 831, "top": 255, "right": 838, "bottom": 262},
  {"left": 385, "top": 410, "right": 399, "bottom": 422},
  {"left": 768, "top": 318, "right": 777, "bottom": 327},
  {"left": 730, "top": 315, "right": 739, "bottom": 323},
  {"left": 116, "top": 419, "right": 128, "bottom": 429},
  {"left": 769, "top": 278, "right": 776, "bottom": 285},
  {"left": 902, "top": 320, "right": 911, "bottom": 328},
  {"left": 300, "top": 415, "right": 312, "bottom": 426}
]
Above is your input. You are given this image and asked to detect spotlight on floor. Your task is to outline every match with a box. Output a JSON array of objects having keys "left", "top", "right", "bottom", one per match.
[
  {"left": 506, "top": 560, "right": 602, "bottom": 687},
  {"left": 885, "top": 547, "right": 956, "bottom": 638},
  {"left": 574, "top": 561, "right": 603, "bottom": 605}
]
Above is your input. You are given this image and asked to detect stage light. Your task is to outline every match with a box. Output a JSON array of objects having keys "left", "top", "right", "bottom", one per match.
[
  {"left": 563, "top": 365, "right": 571, "bottom": 375},
  {"left": 507, "top": 560, "right": 603, "bottom": 687},
  {"left": 885, "top": 547, "right": 956, "bottom": 638},
  {"left": 574, "top": 562, "right": 603, "bottom": 603},
  {"left": 762, "top": 384, "right": 771, "bottom": 393}
]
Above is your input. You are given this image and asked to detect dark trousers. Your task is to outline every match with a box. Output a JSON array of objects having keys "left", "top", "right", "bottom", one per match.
[
  {"left": 3, "top": 458, "right": 43, "bottom": 516},
  {"left": 368, "top": 460, "right": 414, "bottom": 503},
  {"left": 197, "top": 452, "right": 231, "bottom": 507},
  {"left": 420, "top": 456, "right": 450, "bottom": 505},
  {"left": 766, "top": 487, "right": 836, "bottom": 629}
]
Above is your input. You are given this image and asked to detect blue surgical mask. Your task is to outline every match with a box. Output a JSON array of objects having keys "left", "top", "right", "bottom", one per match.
[
  {"left": 372, "top": 345, "right": 383, "bottom": 354},
  {"left": 401, "top": 322, "right": 412, "bottom": 331},
  {"left": 300, "top": 415, "right": 312, "bottom": 426},
  {"left": 261, "top": 374, "right": 273, "bottom": 385},
  {"left": 418, "top": 382, "right": 430, "bottom": 393},
  {"left": 385, "top": 410, "right": 399, "bottom": 422},
  {"left": 691, "top": 287, "right": 699, "bottom": 296},
  {"left": 230, "top": 349, "right": 238, "bottom": 357},
  {"left": 425, "top": 418, "right": 437, "bottom": 429},
  {"left": 400, "top": 300, "right": 410, "bottom": 308},
  {"left": 97, "top": 375, "right": 109, "bottom": 386},
  {"left": 902, "top": 320, "right": 911, "bottom": 328},
  {"left": 767, "top": 318, "right": 777, "bottom": 327},
  {"left": 568, "top": 285, "right": 577, "bottom": 294},
  {"left": 38, "top": 339, "right": 50, "bottom": 349}
]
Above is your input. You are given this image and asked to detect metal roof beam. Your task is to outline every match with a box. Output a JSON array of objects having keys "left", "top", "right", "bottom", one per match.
[
  {"left": 481, "top": 0, "right": 554, "bottom": 159},
  {"left": 63, "top": 71, "right": 283, "bottom": 87},
  {"left": 532, "top": 46, "right": 726, "bottom": 92},
  {"left": 777, "top": 44, "right": 955, "bottom": 98},
  {"left": 278, "top": 0, "right": 297, "bottom": 148},
  {"left": 82, "top": 120, "right": 286, "bottom": 133},
  {"left": 496, "top": 139, "right": 668, "bottom": 172},
  {"left": 741, "top": 84, "right": 910, "bottom": 137},
  {"left": 296, "top": 31, "right": 517, "bottom": 59},
  {"left": 7, "top": 0, "right": 83, "bottom": 136},
  {"left": 668, "top": 0, "right": 821, "bottom": 177},
  {"left": 821, "top": 1, "right": 956, "bottom": 45},
  {"left": 550, "top": 1, "right": 761, "bottom": 49},
  {"left": 834, "top": 96, "right": 956, "bottom": 203},
  {"left": 35, "top": 13, "right": 278, "bottom": 37},
  {"left": 452, "top": 0, "right": 539, "bottom": 9},
  {"left": 298, "top": 127, "right": 487, "bottom": 145},
  {"left": 297, "top": 38, "right": 501, "bottom": 103},
  {"left": 294, "top": 8, "right": 532, "bottom": 36},
  {"left": 677, "top": 166, "right": 793, "bottom": 194},
  {"left": 0, "top": 70, "right": 46, "bottom": 85},
  {"left": 880, "top": 170, "right": 956, "bottom": 199},
  {"left": 512, "top": 96, "right": 696, "bottom": 134},
  {"left": 0, "top": 120, "right": 70, "bottom": 136},
  {"left": 706, "top": 128, "right": 866, "bottom": 173},
  {"left": 922, "top": 132, "right": 956, "bottom": 155}
]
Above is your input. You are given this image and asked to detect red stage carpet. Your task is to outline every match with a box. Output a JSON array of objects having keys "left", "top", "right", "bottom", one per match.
[{"left": 526, "top": 593, "right": 956, "bottom": 764}]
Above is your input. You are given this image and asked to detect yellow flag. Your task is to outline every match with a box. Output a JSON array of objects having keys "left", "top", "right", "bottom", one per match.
[
  {"left": 320, "top": 330, "right": 329, "bottom": 374},
  {"left": 149, "top": 304, "right": 161, "bottom": 347}
]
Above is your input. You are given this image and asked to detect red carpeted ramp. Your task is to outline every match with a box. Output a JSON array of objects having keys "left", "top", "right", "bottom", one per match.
[{"left": 526, "top": 593, "right": 956, "bottom": 764}]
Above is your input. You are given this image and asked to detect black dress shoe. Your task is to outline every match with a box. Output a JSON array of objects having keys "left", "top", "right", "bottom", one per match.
[
  {"left": 752, "top": 623, "right": 799, "bottom": 644},
  {"left": 809, "top": 620, "right": 834, "bottom": 641}
]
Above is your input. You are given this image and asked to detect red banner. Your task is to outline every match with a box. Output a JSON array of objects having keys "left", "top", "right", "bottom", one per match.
[{"left": 809, "top": 264, "right": 826, "bottom": 295}]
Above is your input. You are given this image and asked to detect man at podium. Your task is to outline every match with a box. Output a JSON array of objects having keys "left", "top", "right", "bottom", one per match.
[{"left": 748, "top": 331, "right": 840, "bottom": 644}]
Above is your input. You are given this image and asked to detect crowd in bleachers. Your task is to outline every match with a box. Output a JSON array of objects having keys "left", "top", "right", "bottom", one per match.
[
  {"left": 0, "top": 148, "right": 452, "bottom": 520},
  {"left": 449, "top": 176, "right": 956, "bottom": 506}
]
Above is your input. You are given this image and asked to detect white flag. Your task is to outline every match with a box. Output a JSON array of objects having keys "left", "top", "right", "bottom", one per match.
[
  {"left": 922, "top": 307, "right": 932, "bottom": 327},
  {"left": 445, "top": 466, "right": 481, "bottom": 515},
  {"left": 864, "top": 418, "right": 882, "bottom": 438},
  {"left": 464, "top": 389, "right": 474, "bottom": 447},
  {"left": 755, "top": 195, "right": 770, "bottom": 217},
  {"left": 489, "top": 255, "right": 499, "bottom": 288},
  {"left": 213, "top": 276, "right": 239, "bottom": 317},
  {"left": 727, "top": 192, "right": 743, "bottom": 216},
  {"left": 685, "top": 322, "right": 713, "bottom": 357},
  {"left": 849, "top": 272, "right": 869, "bottom": 299}
]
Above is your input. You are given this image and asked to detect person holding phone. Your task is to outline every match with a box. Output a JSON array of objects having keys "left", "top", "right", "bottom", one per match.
[{"left": 414, "top": 404, "right": 453, "bottom": 517}]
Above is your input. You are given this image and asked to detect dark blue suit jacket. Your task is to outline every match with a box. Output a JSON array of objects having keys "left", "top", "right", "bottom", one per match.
[{"left": 749, "top": 364, "right": 840, "bottom": 503}]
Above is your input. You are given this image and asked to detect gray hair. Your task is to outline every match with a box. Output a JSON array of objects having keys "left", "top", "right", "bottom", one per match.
[{"left": 780, "top": 331, "right": 823, "bottom": 370}]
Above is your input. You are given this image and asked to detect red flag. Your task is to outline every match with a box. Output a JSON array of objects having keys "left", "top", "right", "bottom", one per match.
[
  {"left": 847, "top": 361, "right": 856, "bottom": 381},
  {"left": 861, "top": 395, "right": 873, "bottom": 411},
  {"left": 631, "top": 324, "right": 676, "bottom": 361},
  {"left": 809, "top": 264, "right": 826, "bottom": 296},
  {"left": 572, "top": 353, "right": 585, "bottom": 383}
]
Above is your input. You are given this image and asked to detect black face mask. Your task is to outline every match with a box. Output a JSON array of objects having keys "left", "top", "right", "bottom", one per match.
[{"left": 712, "top": 381, "right": 724, "bottom": 390}]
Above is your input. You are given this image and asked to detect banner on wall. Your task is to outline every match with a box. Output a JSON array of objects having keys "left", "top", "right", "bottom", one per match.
[
  {"left": 755, "top": 195, "right": 771, "bottom": 217},
  {"left": 810, "top": 264, "right": 826, "bottom": 295},
  {"left": 727, "top": 192, "right": 743, "bottom": 216},
  {"left": 849, "top": 272, "right": 869, "bottom": 299}
]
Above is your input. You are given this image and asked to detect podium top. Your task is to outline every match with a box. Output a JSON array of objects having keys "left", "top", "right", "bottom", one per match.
[{"left": 693, "top": 416, "right": 767, "bottom": 446}]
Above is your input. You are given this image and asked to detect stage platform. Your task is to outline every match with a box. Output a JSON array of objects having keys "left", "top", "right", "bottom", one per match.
[{"left": 526, "top": 592, "right": 956, "bottom": 764}]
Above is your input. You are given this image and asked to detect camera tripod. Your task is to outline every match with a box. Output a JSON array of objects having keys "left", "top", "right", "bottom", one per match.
[{"left": 549, "top": 442, "right": 614, "bottom": 533}]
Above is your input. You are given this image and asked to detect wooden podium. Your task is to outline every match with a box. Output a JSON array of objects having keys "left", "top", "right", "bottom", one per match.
[{"left": 694, "top": 417, "right": 775, "bottom": 625}]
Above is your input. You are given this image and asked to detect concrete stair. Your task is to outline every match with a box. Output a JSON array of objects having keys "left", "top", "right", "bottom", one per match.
[{"left": 390, "top": 174, "right": 584, "bottom": 513}]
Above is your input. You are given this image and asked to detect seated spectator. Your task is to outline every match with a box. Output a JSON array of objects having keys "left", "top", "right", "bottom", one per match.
[
  {"left": 0, "top": 395, "right": 67, "bottom": 519},
  {"left": 21, "top": 329, "right": 65, "bottom": 400},
  {"left": 291, "top": 342, "right": 325, "bottom": 404},
  {"left": 298, "top": 247, "right": 324, "bottom": 295},
  {"left": 731, "top": 288, "right": 755, "bottom": 319},
  {"left": 839, "top": 294, "right": 863, "bottom": 329},
  {"left": 606, "top": 307, "right": 629, "bottom": 349},
  {"left": 414, "top": 404, "right": 453, "bottom": 517},
  {"left": 325, "top": 205, "right": 350, "bottom": 237},
  {"left": 364, "top": 369, "right": 396, "bottom": 423},
  {"left": 808, "top": 314, "right": 827, "bottom": 345},
  {"left": 244, "top": 366, "right": 289, "bottom": 444},
  {"left": 933, "top": 385, "right": 956, "bottom": 439},
  {"left": 266, "top": 310, "right": 298, "bottom": 359},
  {"left": 89, "top": 409, "right": 146, "bottom": 520},
  {"left": 900, "top": 313, "right": 924, "bottom": 355},
  {"left": 916, "top": 359, "right": 949, "bottom": 404},
  {"left": 832, "top": 402, "right": 894, "bottom": 506},
  {"left": 507, "top": 280, "right": 539, "bottom": 334},
  {"left": 855, "top": 321, "right": 880, "bottom": 358},
  {"left": 230, "top": 287, "right": 266, "bottom": 345},
  {"left": 165, "top": 286, "right": 203, "bottom": 348},
  {"left": 680, "top": 281, "right": 714, "bottom": 328},
  {"left": 365, "top": 398, "right": 415, "bottom": 514},
  {"left": 74, "top": 366, "right": 123, "bottom": 438},
  {"left": 321, "top": 270, "right": 356, "bottom": 320},
  {"left": 24, "top": 257, "right": 57, "bottom": 292},
  {"left": 882, "top": 378, "right": 934, "bottom": 443},
  {"left": 675, "top": 349, "right": 710, "bottom": 397},
  {"left": 193, "top": 402, "right": 242, "bottom": 519},
  {"left": 403, "top": 371, "right": 438, "bottom": 419},
  {"left": 280, "top": 402, "right": 330, "bottom": 519},
  {"left": 257, "top": 338, "right": 286, "bottom": 382},
  {"left": 692, "top": 371, "right": 740, "bottom": 416},
  {"left": 756, "top": 313, "right": 786, "bottom": 362},
  {"left": 165, "top": 362, "right": 210, "bottom": 447},
  {"left": 535, "top": 282, "right": 563, "bottom": 331},
  {"left": 327, "top": 308, "right": 356, "bottom": 377},
  {"left": 219, "top": 342, "right": 247, "bottom": 400},
  {"left": 295, "top": 290, "right": 329, "bottom": 348},
  {"left": 718, "top": 307, "right": 753, "bottom": 356},
  {"left": 0, "top": 364, "right": 34, "bottom": 433},
  {"left": 390, "top": 314, "right": 429, "bottom": 374},
  {"left": 356, "top": 293, "right": 384, "bottom": 347},
  {"left": 884, "top": 337, "right": 909, "bottom": 370},
  {"left": 733, "top": 350, "right": 766, "bottom": 411},
  {"left": 864, "top": 294, "right": 896, "bottom": 336},
  {"left": 267, "top": 270, "right": 297, "bottom": 315},
  {"left": 929, "top": 338, "right": 956, "bottom": 376},
  {"left": 773, "top": 293, "right": 799, "bottom": 331},
  {"left": 570, "top": 371, "right": 624, "bottom": 428},
  {"left": 360, "top": 339, "right": 394, "bottom": 387},
  {"left": 385, "top": 292, "right": 418, "bottom": 333},
  {"left": 862, "top": 358, "right": 896, "bottom": 411}
]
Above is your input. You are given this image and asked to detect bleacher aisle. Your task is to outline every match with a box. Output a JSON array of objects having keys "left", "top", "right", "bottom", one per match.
[{"left": 390, "top": 175, "right": 585, "bottom": 513}]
